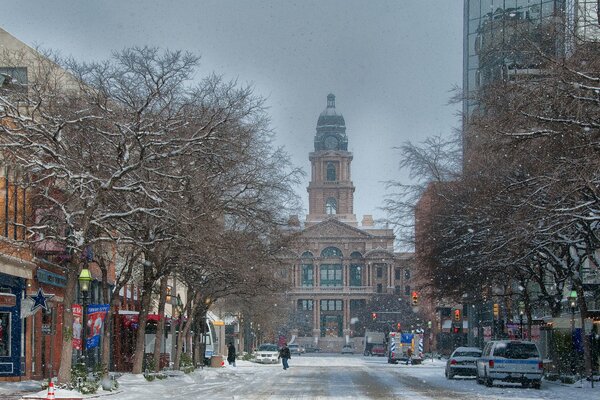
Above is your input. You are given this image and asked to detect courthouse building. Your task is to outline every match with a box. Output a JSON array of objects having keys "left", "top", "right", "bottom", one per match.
[{"left": 284, "top": 94, "right": 414, "bottom": 351}]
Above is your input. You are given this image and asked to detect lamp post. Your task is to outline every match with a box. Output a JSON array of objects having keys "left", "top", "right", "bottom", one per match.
[
  {"left": 568, "top": 290, "right": 578, "bottom": 374},
  {"left": 427, "top": 320, "right": 433, "bottom": 362},
  {"left": 78, "top": 267, "right": 92, "bottom": 369},
  {"left": 568, "top": 290, "right": 577, "bottom": 331},
  {"left": 518, "top": 301, "right": 525, "bottom": 340}
]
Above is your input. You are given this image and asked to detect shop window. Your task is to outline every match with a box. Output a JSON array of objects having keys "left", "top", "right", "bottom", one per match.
[{"left": 0, "top": 312, "right": 10, "bottom": 357}]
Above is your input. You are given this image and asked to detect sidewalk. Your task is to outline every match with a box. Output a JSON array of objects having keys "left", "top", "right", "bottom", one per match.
[{"left": 0, "top": 380, "right": 123, "bottom": 400}]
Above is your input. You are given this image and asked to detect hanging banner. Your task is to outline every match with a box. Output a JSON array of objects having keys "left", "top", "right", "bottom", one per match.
[
  {"left": 86, "top": 304, "right": 110, "bottom": 349},
  {"left": 72, "top": 304, "right": 83, "bottom": 350}
]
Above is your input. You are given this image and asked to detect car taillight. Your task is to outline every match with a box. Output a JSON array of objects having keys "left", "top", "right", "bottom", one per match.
[
  {"left": 450, "top": 359, "right": 457, "bottom": 365},
  {"left": 489, "top": 360, "right": 494, "bottom": 368},
  {"left": 538, "top": 362, "right": 544, "bottom": 370}
]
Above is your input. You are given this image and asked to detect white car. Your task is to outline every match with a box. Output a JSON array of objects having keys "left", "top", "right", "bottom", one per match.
[
  {"left": 445, "top": 346, "right": 482, "bottom": 379},
  {"left": 341, "top": 344, "right": 354, "bottom": 354},
  {"left": 288, "top": 343, "right": 304, "bottom": 355},
  {"left": 254, "top": 344, "right": 280, "bottom": 364}
]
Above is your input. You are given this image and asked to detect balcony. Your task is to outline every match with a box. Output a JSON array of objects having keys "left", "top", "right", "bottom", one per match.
[{"left": 290, "top": 286, "right": 373, "bottom": 295}]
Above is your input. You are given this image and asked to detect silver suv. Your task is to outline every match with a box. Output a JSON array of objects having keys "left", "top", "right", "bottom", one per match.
[{"left": 476, "top": 340, "right": 542, "bottom": 389}]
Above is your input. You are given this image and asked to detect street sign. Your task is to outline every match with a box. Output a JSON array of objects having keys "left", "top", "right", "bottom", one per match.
[
  {"left": 584, "top": 318, "right": 593, "bottom": 334},
  {"left": 41, "top": 324, "right": 53, "bottom": 335}
]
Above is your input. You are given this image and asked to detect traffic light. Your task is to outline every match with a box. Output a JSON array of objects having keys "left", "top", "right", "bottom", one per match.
[
  {"left": 371, "top": 312, "right": 377, "bottom": 321},
  {"left": 493, "top": 303, "right": 500, "bottom": 318},
  {"left": 411, "top": 291, "right": 418, "bottom": 306},
  {"left": 396, "top": 322, "right": 401, "bottom": 332},
  {"left": 454, "top": 309, "right": 461, "bottom": 322}
]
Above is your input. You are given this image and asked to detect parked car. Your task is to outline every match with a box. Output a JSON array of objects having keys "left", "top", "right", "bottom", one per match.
[
  {"left": 445, "top": 346, "right": 482, "bottom": 379},
  {"left": 476, "top": 340, "right": 543, "bottom": 389},
  {"left": 341, "top": 344, "right": 354, "bottom": 354},
  {"left": 369, "top": 344, "right": 386, "bottom": 357},
  {"left": 254, "top": 344, "right": 280, "bottom": 364},
  {"left": 288, "top": 343, "right": 305, "bottom": 356},
  {"left": 304, "top": 345, "right": 321, "bottom": 353}
]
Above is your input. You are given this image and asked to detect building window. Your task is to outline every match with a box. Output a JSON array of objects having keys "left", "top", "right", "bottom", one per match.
[
  {"left": 320, "top": 265, "right": 342, "bottom": 287},
  {"left": 405, "top": 269, "right": 411, "bottom": 280},
  {"left": 301, "top": 264, "right": 313, "bottom": 287},
  {"left": 325, "top": 198, "right": 337, "bottom": 215},
  {"left": 377, "top": 284, "right": 383, "bottom": 293},
  {"left": 376, "top": 266, "right": 383, "bottom": 278},
  {"left": 405, "top": 285, "right": 411, "bottom": 296},
  {"left": 298, "top": 299, "right": 313, "bottom": 311},
  {"left": 320, "top": 299, "right": 343, "bottom": 311},
  {"left": 350, "top": 265, "right": 362, "bottom": 286},
  {"left": 326, "top": 162, "right": 336, "bottom": 181},
  {"left": 394, "top": 285, "right": 401, "bottom": 295},
  {"left": 394, "top": 268, "right": 401, "bottom": 280}
]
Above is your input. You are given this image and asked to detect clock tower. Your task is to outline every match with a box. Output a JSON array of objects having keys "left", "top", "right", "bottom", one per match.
[{"left": 306, "top": 94, "right": 357, "bottom": 226}]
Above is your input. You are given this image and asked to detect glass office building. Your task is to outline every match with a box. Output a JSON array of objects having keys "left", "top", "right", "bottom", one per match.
[
  {"left": 463, "top": 0, "right": 567, "bottom": 120},
  {"left": 464, "top": 1, "right": 598, "bottom": 122}
]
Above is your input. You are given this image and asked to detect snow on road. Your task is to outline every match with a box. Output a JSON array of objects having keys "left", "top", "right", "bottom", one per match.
[{"left": 2, "top": 355, "right": 598, "bottom": 399}]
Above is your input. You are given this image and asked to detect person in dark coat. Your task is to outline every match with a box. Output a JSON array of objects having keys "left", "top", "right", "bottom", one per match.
[
  {"left": 227, "top": 342, "right": 236, "bottom": 367},
  {"left": 278, "top": 342, "right": 291, "bottom": 370}
]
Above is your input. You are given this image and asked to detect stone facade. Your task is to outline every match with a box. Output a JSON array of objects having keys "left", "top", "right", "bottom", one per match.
[{"left": 284, "top": 94, "right": 414, "bottom": 352}]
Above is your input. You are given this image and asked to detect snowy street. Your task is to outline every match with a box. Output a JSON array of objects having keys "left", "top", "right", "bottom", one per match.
[
  {"left": 4, "top": 354, "right": 597, "bottom": 400},
  {"left": 115, "top": 355, "right": 599, "bottom": 400}
]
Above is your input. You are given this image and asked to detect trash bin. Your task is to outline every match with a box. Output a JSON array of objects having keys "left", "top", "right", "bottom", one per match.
[{"left": 210, "top": 355, "right": 224, "bottom": 367}]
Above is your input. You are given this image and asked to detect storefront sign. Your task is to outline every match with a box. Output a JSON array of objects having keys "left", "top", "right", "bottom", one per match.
[
  {"left": 0, "top": 293, "right": 16, "bottom": 307},
  {"left": 37, "top": 269, "right": 67, "bottom": 288},
  {"left": 28, "top": 288, "right": 54, "bottom": 313}
]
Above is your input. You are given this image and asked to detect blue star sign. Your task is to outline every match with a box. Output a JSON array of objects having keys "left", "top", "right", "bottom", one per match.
[{"left": 30, "top": 288, "right": 54, "bottom": 312}]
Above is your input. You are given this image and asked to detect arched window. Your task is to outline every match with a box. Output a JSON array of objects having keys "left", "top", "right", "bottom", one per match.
[
  {"left": 321, "top": 247, "right": 342, "bottom": 258},
  {"left": 326, "top": 162, "right": 336, "bottom": 181},
  {"left": 350, "top": 251, "right": 363, "bottom": 259},
  {"left": 301, "top": 251, "right": 314, "bottom": 259},
  {"left": 325, "top": 198, "right": 337, "bottom": 215}
]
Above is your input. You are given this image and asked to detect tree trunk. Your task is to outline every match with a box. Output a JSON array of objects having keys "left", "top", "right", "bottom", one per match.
[
  {"left": 56, "top": 262, "right": 80, "bottom": 384},
  {"left": 131, "top": 281, "right": 153, "bottom": 374},
  {"left": 174, "top": 293, "right": 200, "bottom": 369},
  {"left": 153, "top": 276, "right": 168, "bottom": 372}
]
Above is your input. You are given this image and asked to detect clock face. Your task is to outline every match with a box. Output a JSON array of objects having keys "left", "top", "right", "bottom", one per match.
[{"left": 324, "top": 136, "right": 339, "bottom": 150}]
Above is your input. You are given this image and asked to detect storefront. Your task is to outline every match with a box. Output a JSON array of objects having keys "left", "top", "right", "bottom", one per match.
[{"left": 0, "top": 272, "right": 25, "bottom": 379}]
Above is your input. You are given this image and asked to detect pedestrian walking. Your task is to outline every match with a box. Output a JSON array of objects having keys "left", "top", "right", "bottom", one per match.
[
  {"left": 227, "top": 342, "right": 236, "bottom": 367},
  {"left": 278, "top": 342, "right": 291, "bottom": 370},
  {"left": 406, "top": 347, "right": 413, "bottom": 365}
]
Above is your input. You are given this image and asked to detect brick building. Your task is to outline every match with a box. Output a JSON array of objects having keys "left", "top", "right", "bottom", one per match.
[{"left": 283, "top": 94, "right": 415, "bottom": 352}]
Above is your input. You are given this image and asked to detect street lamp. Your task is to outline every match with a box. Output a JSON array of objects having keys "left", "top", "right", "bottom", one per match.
[
  {"left": 78, "top": 267, "right": 92, "bottom": 368},
  {"left": 568, "top": 290, "right": 578, "bottom": 374},
  {"left": 568, "top": 290, "right": 578, "bottom": 329},
  {"left": 518, "top": 301, "right": 525, "bottom": 340}
]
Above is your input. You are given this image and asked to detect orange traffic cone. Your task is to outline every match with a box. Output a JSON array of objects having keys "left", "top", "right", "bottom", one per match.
[{"left": 46, "top": 380, "right": 55, "bottom": 400}]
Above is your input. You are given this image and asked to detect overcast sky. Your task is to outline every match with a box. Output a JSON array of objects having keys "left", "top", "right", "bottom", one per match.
[{"left": 1, "top": 1, "right": 463, "bottom": 222}]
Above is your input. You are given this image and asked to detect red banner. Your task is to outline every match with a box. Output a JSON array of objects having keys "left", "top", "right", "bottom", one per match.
[{"left": 72, "top": 304, "right": 82, "bottom": 350}]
